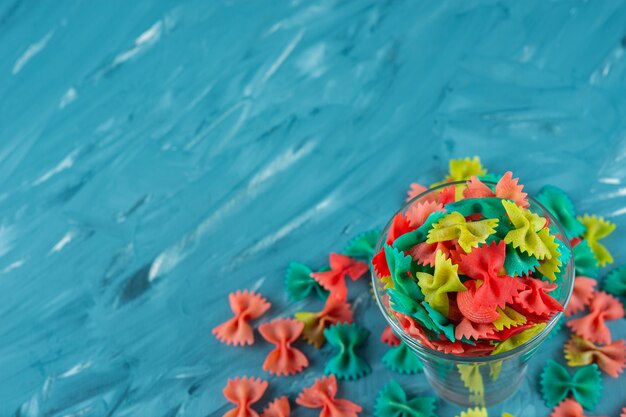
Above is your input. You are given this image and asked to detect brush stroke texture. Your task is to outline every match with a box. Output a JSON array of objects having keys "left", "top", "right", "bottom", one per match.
[{"left": 0, "top": 1, "right": 625, "bottom": 416}]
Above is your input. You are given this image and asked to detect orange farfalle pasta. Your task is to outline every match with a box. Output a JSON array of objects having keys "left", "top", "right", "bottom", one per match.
[
  {"left": 295, "top": 297, "right": 353, "bottom": 348},
  {"left": 311, "top": 253, "right": 369, "bottom": 301},
  {"left": 406, "top": 200, "right": 443, "bottom": 228},
  {"left": 258, "top": 318, "right": 308, "bottom": 376},
  {"left": 406, "top": 183, "right": 428, "bottom": 202},
  {"left": 381, "top": 325, "right": 401, "bottom": 346},
  {"left": 514, "top": 277, "right": 563, "bottom": 317},
  {"left": 223, "top": 376, "right": 268, "bottom": 417},
  {"left": 564, "top": 335, "right": 626, "bottom": 378},
  {"left": 213, "top": 290, "right": 271, "bottom": 346},
  {"left": 549, "top": 398, "right": 608, "bottom": 417},
  {"left": 565, "top": 277, "right": 597, "bottom": 317},
  {"left": 458, "top": 241, "right": 526, "bottom": 310},
  {"left": 261, "top": 396, "right": 291, "bottom": 417},
  {"left": 567, "top": 291, "right": 624, "bottom": 344},
  {"left": 296, "top": 375, "right": 362, "bottom": 417}
]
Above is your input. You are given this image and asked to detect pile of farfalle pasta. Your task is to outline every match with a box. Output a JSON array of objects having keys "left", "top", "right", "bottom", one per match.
[{"left": 211, "top": 157, "right": 626, "bottom": 417}]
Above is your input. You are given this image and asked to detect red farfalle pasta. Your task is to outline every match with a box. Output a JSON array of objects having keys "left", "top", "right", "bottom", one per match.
[
  {"left": 514, "top": 277, "right": 563, "bottom": 317},
  {"left": 567, "top": 291, "right": 625, "bottom": 344},
  {"left": 431, "top": 340, "right": 466, "bottom": 355},
  {"left": 550, "top": 398, "right": 608, "bottom": 417},
  {"left": 295, "top": 297, "right": 353, "bottom": 348},
  {"left": 381, "top": 325, "right": 401, "bottom": 346},
  {"left": 372, "top": 248, "right": 390, "bottom": 277},
  {"left": 408, "top": 240, "right": 455, "bottom": 267},
  {"left": 456, "top": 281, "right": 501, "bottom": 324},
  {"left": 213, "top": 290, "right": 271, "bottom": 346},
  {"left": 454, "top": 317, "right": 496, "bottom": 341},
  {"left": 438, "top": 185, "right": 457, "bottom": 204},
  {"left": 406, "top": 200, "right": 443, "bottom": 228},
  {"left": 564, "top": 335, "right": 626, "bottom": 378},
  {"left": 394, "top": 312, "right": 436, "bottom": 349},
  {"left": 258, "top": 318, "right": 308, "bottom": 376},
  {"left": 311, "top": 253, "right": 368, "bottom": 301},
  {"left": 565, "top": 277, "right": 597, "bottom": 317},
  {"left": 406, "top": 183, "right": 428, "bottom": 202},
  {"left": 296, "top": 375, "right": 361, "bottom": 417},
  {"left": 223, "top": 376, "right": 268, "bottom": 417},
  {"left": 458, "top": 241, "right": 525, "bottom": 310},
  {"left": 261, "top": 396, "right": 290, "bottom": 417},
  {"left": 386, "top": 212, "right": 415, "bottom": 244}
]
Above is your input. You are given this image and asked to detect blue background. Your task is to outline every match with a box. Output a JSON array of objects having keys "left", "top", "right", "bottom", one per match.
[{"left": 0, "top": 0, "right": 625, "bottom": 415}]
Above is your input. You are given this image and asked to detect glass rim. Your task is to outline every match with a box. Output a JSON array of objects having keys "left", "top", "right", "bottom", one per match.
[{"left": 371, "top": 180, "right": 575, "bottom": 363}]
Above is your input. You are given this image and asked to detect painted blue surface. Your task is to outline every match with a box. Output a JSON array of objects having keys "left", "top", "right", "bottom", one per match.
[{"left": 0, "top": 0, "right": 625, "bottom": 415}]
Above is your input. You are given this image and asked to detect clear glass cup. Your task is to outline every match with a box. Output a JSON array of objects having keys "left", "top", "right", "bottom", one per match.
[{"left": 371, "top": 181, "right": 575, "bottom": 407}]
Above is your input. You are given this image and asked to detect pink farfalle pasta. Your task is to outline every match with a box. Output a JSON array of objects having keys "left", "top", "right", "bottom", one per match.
[
  {"left": 454, "top": 318, "right": 496, "bottom": 341},
  {"left": 567, "top": 291, "right": 624, "bottom": 344},
  {"left": 296, "top": 375, "right": 362, "bottom": 417},
  {"left": 223, "top": 376, "right": 268, "bottom": 417},
  {"left": 406, "top": 183, "right": 428, "bottom": 202},
  {"left": 261, "top": 396, "right": 290, "bottom": 417},
  {"left": 311, "top": 253, "right": 368, "bottom": 301},
  {"left": 213, "top": 290, "right": 271, "bottom": 346},
  {"left": 564, "top": 335, "right": 626, "bottom": 378},
  {"left": 258, "top": 318, "right": 308, "bottom": 376},
  {"left": 381, "top": 325, "right": 401, "bottom": 346},
  {"left": 565, "top": 277, "right": 597, "bottom": 317},
  {"left": 406, "top": 200, "right": 443, "bottom": 228},
  {"left": 463, "top": 172, "right": 529, "bottom": 208}
]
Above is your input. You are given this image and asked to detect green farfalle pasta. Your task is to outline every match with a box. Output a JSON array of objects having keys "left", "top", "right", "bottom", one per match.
[
  {"left": 394, "top": 211, "right": 445, "bottom": 251},
  {"left": 426, "top": 211, "right": 498, "bottom": 253},
  {"left": 285, "top": 262, "right": 329, "bottom": 301},
  {"left": 382, "top": 342, "right": 424, "bottom": 374},
  {"left": 578, "top": 214, "right": 616, "bottom": 267},
  {"left": 573, "top": 240, "right": 599, "bottom": 278},
  {"left": 374, "top": 379, "right": 437, "bottom": 417},
  {"left": 422, "top": 302, "right": 456, "bottom": 342},
  {"left": 603, "top": 266, "right": 626, "bottom": 300},
  {"left": 444, "top": 198, "right": 508, "bottom": 220},
  {"left": 415, "top": 250, "right": 466, "bottom": 317},
  {"left": 343, "top": 229, "right": 381, "bottom": 259},
  {"left": 504, "top": 244, "right": 540, "bottom": 276},
  {"left": 540, "top": 360, "right": 602, "bottom": 410},
  {"left": 535, "top": 185, "right": 586, "bottom": 238},
  {"left": 387, "top": 289, "right": 438, "bottom": 335},
  {"left": 323, "top": 323, "right": 371, "bottom": 380},
  {"left": 386, "top": 245, "right": 424, "bottom": 302}
]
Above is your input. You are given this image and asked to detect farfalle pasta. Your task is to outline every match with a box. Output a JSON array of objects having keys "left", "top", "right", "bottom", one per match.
[
  {"left": 295, "top": 297, "right": 353, "bottom": 348},
  {"left": 213, "top": 290, "right": 271, "bottom": 346},
  {"left": 296, "top": 375, "right": 362, "bottom": 417},
  {"left": 311, "top": 253, "right": 369, "bottom": 302},
  {"left": 323, "top": 323, "right": 371, "bottom": 380},
  {"left": 566, "top": 291, "right": 624, "bottom": 345},
  {"left": 374, "top": 379, "right": 437, "bottom": 417},
  {"left": 540, "top": 360, "right": 602, "bottom": 410},
  {"left": 223, "top": 376, "right": 268, "bottom": 417},
  {"left": 564, "top": 335, "right": 626, "bottom": 378},
  {"left": 261, "top": 396, "right": 290, "bottom": 417},
  {"left": 258, "top": 318, "right": 308, "bottom": 376},
  {"left": 373, "top": 172, "right": 574, "bottom": 356},
  {"left": 549, "top": 399, "right": 608, "bottom": 417}
]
